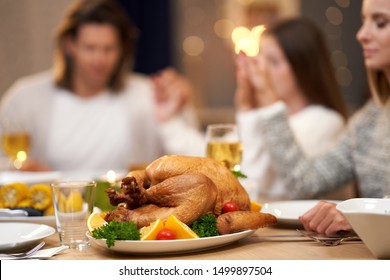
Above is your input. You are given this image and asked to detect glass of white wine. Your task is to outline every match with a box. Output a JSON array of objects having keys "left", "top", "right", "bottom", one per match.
[
  {"left": 1, "top": 118, "right": 30, "bottom": 169},
  {"left": 205, "top": 123, "right": 243, "bottom": 171}
]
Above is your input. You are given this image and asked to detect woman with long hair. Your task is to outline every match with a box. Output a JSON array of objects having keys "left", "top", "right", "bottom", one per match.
[{"left": 236, "top": 17, "right": 349, "bottom": 200}]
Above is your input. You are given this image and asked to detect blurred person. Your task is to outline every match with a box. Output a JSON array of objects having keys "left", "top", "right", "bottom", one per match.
[
  {"left": 238, "top": 0, "right": 390, "bottom": 235},
  {"left": 235, "top": 17, "right": 349, "bottom": 200},
  {"left": 0, "top": 0, "right": 203, "bottom": 173}
]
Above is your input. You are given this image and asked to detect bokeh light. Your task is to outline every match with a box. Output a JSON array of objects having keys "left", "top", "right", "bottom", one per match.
[
  {"left": 182, "top": 36, "right": 205, "bottom": 56},
  {"left": 214, "top": 19, "right": 235, "bottom": 39},
  {"left": 335, "top": 0, "right": 350, "bottom": 8},
  {"left": 326, "top": 7, "right": 343, "bottom": 25}
]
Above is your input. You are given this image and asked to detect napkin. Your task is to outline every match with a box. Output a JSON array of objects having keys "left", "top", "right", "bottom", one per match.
[{"left": 0, "top": 246, "right": 68, "bottom": 260}]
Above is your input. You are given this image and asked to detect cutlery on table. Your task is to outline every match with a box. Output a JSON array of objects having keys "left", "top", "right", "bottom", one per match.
[
  {"left": 296, "top": 229, "right": 361, "bottom": 246},
  {"left": 0, "top": 241, "right": 45, "bottom": 259},
  {"left": 251, "top": 230, "right": 361, "bottom": 246}
]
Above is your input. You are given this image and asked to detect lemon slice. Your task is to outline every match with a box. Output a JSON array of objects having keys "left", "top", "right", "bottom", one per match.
[
  {"left": 164, "top": 215, "right": 199, "bottom": 239},
  {"left": 87, "top": 212, "right": 107, "bottom": 233},
  {"left": 140, "top": 218, "right": 165, "bottom": 240},
  {"left": 66, "top": 191, "right": 83, "bottom": 212},
  {"left": 250, "top": 200, "right": 262, "bottom": 212}
]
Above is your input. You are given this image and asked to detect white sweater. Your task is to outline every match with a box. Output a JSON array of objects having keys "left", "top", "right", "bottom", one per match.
[
  {"left": 236, "top": 102, "right": 345, "bottom": 200},
  {"left": 0, "top": 71, "right": 205, "bottom": 172}
]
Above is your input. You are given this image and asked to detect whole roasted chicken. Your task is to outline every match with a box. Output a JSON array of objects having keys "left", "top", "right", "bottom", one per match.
[{"left": 105, "top": 155, "right": 276, "bottom": 233}]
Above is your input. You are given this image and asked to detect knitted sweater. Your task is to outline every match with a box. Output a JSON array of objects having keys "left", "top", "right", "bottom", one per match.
[{"left": 259, "top": 100, "right": 390, "bottom": 198}]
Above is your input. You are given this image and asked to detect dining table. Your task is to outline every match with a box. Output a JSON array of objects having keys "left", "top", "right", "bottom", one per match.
[{"left": 43, "top": 225, "right": 375, "bottom": 260}]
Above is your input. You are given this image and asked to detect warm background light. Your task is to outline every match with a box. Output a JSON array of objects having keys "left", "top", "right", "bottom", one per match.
[
  {"left": 232, "top": 25, "right": 265, "bottom": 56},
  {"left": 182, "top": 35, "right": 205, "bottom": 56}
]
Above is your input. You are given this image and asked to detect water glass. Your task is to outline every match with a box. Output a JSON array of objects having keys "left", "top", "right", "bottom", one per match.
[{"left": 51, "top": 180, "right": 96, "bottom": 249}]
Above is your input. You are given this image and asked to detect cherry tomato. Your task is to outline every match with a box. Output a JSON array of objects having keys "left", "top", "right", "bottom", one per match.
[
  {"left": 222, "top": 201, "right": 239, "bottom": 213},
  {"left": 156, "top": 228, "right": 177, "bottom": 240}
]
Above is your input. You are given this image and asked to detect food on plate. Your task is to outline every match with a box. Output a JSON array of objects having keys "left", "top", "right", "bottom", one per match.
[
  {"left": 217, "top": 211, "right": 277, "bottom": 234},
  {"left": 101, "top": 155, "right": 277, "bottom": 238},
  {"left": 28, "top": 184, "right": 52, "bottom": 210},
  {"left": 87, "top": 212, "right": 108, "bottom": 233},
  {"left": 140, "top": 218, "right": 165, "bottom": 240},
  {"left": 190, "top": 213, "right": 219, "bottom": 238},
  {"left": 222, "top": 201, "right": 239, "bottom": 213},
  {"left": 156, "top": 228, "right": 177, "bottom": 240},
  {"left": 1, "top": 182, "right": 29, "bottom": 208},
  {"left": 0, "top": 182, "right": 54, "bottom": 216},
  {"left": 105, "top": 173, "right": 218, "bottom": 227},
  {"left": 164, "top": 214, "right": 199, "bottom": 239},
  {"left": 250, "top": 200, "right": 262, "bottom": 212},
  {"left": 91, "top": 220, "right": 140, "bottom": 247}
]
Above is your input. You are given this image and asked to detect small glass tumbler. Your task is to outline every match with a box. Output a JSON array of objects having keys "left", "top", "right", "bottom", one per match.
[{"left": 51, "top": 180, "right": 96, "bottom": 249}]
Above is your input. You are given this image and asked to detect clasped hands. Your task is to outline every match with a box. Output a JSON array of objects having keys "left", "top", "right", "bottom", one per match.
[{"left": 234, "top": 52, "right": 279, "bottom": 112}]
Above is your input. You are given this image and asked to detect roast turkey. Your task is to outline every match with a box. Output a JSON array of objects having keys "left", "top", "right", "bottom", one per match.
[{"left": 105, "top": 155, "right": 276, "bottom": 231}]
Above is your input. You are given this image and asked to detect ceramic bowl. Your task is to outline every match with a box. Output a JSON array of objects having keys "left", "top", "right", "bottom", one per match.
[{"left": 336, "top": 198, "right": 390, "bottom": 259}]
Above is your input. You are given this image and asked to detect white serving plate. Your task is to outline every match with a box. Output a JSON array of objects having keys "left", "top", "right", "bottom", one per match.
[{"left": 87, "top": 229, "right": 256, "bottom": 255}]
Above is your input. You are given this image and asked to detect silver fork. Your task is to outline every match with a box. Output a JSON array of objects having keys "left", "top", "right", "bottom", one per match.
[
  {"left": 297, "top": 230, "right": 361, "bottom": 246},
  {"left": 2, "top": 241, "right": 45, "bottom": 258}
]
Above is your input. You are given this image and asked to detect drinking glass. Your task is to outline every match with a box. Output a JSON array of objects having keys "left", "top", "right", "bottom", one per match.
[
  {"left": 0, "top": 118, "right": 30, "bottom": 169},
  {"left": 51, "top": 180, "right": 96, "bottom": 249},
  {"left": 205, "top": 123, "right": 243, "bottom": 171}
]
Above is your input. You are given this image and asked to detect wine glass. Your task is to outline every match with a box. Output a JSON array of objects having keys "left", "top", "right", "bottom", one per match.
[
  {"left": 205, "top": 123, "right": 243, "bottom": 171},
  {"left": 0, "top": 118, "right": 31, "bottom": 169}
]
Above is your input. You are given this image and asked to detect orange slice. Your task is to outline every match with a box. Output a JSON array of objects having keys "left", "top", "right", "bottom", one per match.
[
  {"left": 140, "top": 218, "right": 165, "bottom": 240},
  {"left": 250, "top": 200, "right": 262, "bottom": 212},
  {"left": 87, "top": 212, "right": 107, "bottom": 233},
  {"left": 164, "top": 215, "right": 199, "bottom": 239}
]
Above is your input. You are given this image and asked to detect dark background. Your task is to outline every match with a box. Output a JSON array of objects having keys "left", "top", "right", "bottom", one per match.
[{"left": 117, "top": 0, "right": 173, "bottom": 75}]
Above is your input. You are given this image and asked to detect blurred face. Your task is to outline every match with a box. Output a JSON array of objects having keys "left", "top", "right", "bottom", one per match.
[
  {"left": 356, "top": 0, "right": 390, "bottom": 71},
  {"left": 68, "top": 23, "right": 121, "bottom": 89},
  {"left": 258, "top": 35, "right": 300, "bottom": 100}
]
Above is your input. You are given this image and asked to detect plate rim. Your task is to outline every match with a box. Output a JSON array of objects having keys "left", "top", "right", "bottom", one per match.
[
  {"left": 0, "top": 222, "right": 55, "bottom": 251},
  {"left": 261, "top": 200, "right": 340, "bottom": 224},
  {"left": 86, "top": 229, "right": 256, "bottom": 255}
]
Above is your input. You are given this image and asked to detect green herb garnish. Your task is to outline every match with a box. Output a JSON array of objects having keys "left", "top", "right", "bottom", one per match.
[
  {"left": 231, "top": 170, "right": 248, "bottom": 178},
  {"left": 191, "top": 213, "right": 220, "bottom": 238},
  {"left": 92, "top": 220, "right": 140, "bottom": 248}
]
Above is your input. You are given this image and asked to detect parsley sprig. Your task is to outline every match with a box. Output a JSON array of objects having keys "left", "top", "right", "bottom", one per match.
[
  {"left": 191, "top": 213, "right": 220, "bottom": 238},
  {"left": 231, "top": 170, "right": 248, "bottom": 179},
  {"left": 92, "top": 221, "right": 140, "bottom": 248}
]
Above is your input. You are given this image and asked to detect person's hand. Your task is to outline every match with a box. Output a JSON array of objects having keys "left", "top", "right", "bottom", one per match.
[
  {"left": 20, "top": 159, "right": 52, "bottom": 172},
  {"left": 234, "top": 52, "right": 279, "bottom": 111},
  {"left": 151, "top": 67, "right": 194, "bottom": 122},
  {"left": 234, "top": 52, "right": 258, "bottom": 112},
  {"left": 299, "top": 201, "right": 352, "bottom": 235}
]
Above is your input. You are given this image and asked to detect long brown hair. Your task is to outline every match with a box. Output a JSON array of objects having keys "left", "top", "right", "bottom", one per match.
[
  {"left": 53, "top": 0, "right": 138, "bottom": 92},
  {"left": 265, "top": 17, "right": 349, "bottom": 119},
  {"left": 367, "top": 70, "right": 390, "bottom": 106}
]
